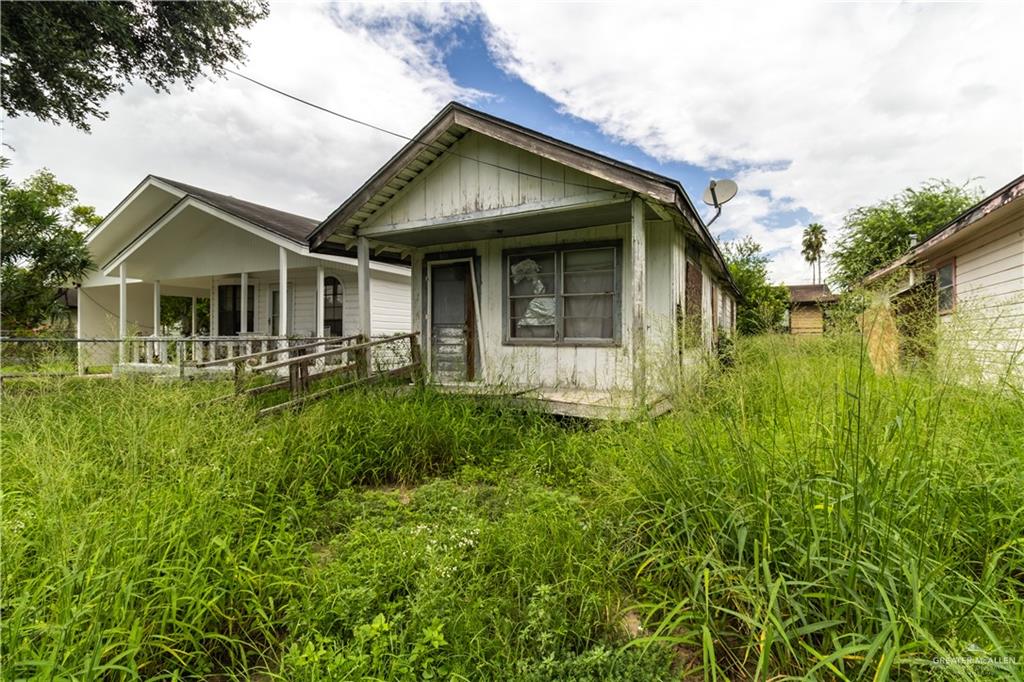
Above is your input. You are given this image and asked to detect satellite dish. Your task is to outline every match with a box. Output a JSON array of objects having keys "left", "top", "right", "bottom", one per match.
[{"left": 703, "top": 179, "right": 738, "bottom": 208}]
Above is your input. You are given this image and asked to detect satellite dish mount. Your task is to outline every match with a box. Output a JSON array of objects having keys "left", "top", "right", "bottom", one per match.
[{"left": 702, "top": 179, "right": 738, "bottom": 227}]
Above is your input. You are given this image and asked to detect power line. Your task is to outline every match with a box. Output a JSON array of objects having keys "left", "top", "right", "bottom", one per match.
[{"left": 224, "top": 68, "right": 621, "bottom": 195}]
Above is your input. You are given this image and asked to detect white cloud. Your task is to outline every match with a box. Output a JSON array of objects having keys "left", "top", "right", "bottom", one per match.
[
  {"left": 3, "top": 3, "right": 477, "bottom": 218},
  {"left": 476, "top": 1, "right": 1024, "bottom": 283}
]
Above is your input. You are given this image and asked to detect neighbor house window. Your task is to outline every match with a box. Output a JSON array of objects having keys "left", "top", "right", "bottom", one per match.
[
  {"left": 935, "top": 260, "right": 955, "bottom": 314},
  {"left": 323, "top": 276, "right": 344, "bottom": 336},
  {"left": 504, "top": 242, "right": 620, "bottom": 345}
]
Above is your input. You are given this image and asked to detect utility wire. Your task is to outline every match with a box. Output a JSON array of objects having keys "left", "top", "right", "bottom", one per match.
[{"left": 224, "top": 68, "right": 624, "bottom": 195}]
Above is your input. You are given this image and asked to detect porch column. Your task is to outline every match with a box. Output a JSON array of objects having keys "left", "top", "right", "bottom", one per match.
[
  {"left": 240, "top": 272, "right": 248, "bottom": 334},
  {"left": 357, "top": 236, "right": 371, "bottom": 339},
  {"left": 315, "top": 264, "right": 325, "bottom": 337},
  {"left": 190, "top": 296, "right": 197, "bottom": 336},
  {"left": 278, "top": 246, "right": 288, "bottom": 337},
  {"left": 631, "top": 195, "right": 647, "bottom": 402},
  {"left": 119, "top": 263, "right": 127, "bottom": 364},
  {"left": 152, "top": 280, "right": 161, "bottom": 336}
]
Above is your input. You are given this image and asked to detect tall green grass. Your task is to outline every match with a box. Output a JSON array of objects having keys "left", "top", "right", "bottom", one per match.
[
  {"left": 2, "top": 335, "right": 1021, "bottom": 679},
  {"left": 614, "top": 335, "right": 1024, "bottom": 679}
]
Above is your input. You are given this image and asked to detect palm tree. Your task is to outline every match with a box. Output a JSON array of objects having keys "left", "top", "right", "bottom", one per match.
[{"left": 801, "top": 223, "right": 827, "bottom": 284}]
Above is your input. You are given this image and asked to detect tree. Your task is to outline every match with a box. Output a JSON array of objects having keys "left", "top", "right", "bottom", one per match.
[
  {"left": 801, "top": 222, "right": 826, "bottom": 284},
  {"left": 830, "top": 179, "right": 981, "bottom": 291},
  {"left": 721, "top": 236, "right": 790, "bottom": 335},
  {"left": 1, "top": 1, "right": 268, "bottom": 130},
  {"left": 1, "top": 166, "right": 99, "bottom": 332}
]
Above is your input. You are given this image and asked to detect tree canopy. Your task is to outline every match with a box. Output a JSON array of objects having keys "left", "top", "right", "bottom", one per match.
[
  {"left": 829, "top": 179, "right": 981, "bottom": 291},
  {"left": 1, "top": 167, "right": 99, "bottom": 332},
  {"left": 721, "top": 236, "right": 789, "bottom": 335},
  {"left": 1, "top": 1, "right": 268, "bottom": 130},
  {"left": 801, "top": 223, "right": 826, "bottom": 284}
]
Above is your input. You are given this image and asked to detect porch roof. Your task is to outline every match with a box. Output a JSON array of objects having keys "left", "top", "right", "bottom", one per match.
[
  {"left": 87, "top": 176, "right": 411, "bottom": 272},
  {"left": 308, "top": 102, "right": 739, "bottom": 295},
  {"left": 152, "top": 177, "right": 317, "bottom": 243}
]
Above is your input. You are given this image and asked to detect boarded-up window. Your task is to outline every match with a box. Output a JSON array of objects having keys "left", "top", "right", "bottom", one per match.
[{"left": 684, "top": 258, "right": 702, "bottom": 344}]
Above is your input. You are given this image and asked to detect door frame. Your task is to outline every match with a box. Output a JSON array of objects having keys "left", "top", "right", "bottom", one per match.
[
  {"left": 425, "top": 257, "right": 485, "bottom": 381},
  {"left": 268, "top": 283, "right": 295, "bottom": 337}
]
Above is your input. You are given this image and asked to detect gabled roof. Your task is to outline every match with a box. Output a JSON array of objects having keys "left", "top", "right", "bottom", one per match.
[
  {"left": 864, "top": 173, "right": 1024, "bottom": 284},
  {"left": 88, "top": 176, "right": 410, "bottom": 274},
  {"left": 152, "top": 176, "right": 317, "bottom": 243},
  {"left": 308, "top": 102, "right": 738, "bottom": 294},
  {"left": 787, "top": 284, "right": 836, "bottom": 303}
]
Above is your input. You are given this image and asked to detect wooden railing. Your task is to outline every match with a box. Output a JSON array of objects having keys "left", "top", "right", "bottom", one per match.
[
  {"left": 241, "top": 332, "right": 422, "bottom": 416},
  {"left": 122, "top": 335, "right": 348, "bottom": 368}
]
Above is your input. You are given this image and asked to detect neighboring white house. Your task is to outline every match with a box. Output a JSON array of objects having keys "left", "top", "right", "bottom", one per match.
[
  {"left": 308, "top": 103, "right": 738, "bottom": 417},
  {"left": 864, "top": 173, "right": 1024, "bottom": 388},
  {"left": 78, "top": 176, "right": 410, "bottom": 367}
]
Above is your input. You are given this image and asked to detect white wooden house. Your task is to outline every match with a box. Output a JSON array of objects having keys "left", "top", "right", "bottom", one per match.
[
  {"left": 77, "top": 176, "right": 410, "bottom": 368},
  {"left": 309, "top": 103, "right": 738, "bottom": 417},
  {"left": 864, "top": 173, "right": 1024, "bottom": 388}
]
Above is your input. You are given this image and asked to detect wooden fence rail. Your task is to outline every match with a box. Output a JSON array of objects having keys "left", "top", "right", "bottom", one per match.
[{"left": 244, "top": 332, "right": 422, "bottom": 416}]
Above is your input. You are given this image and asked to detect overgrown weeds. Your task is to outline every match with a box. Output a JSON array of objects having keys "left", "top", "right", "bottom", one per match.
[{"left": 2, "top": 334, "right": 1021, "bottom": 679}]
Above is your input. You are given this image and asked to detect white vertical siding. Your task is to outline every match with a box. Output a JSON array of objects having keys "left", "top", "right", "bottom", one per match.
[
  {"left": 933, "top": 221, "right": 1024, "bottom": 386},
  {"left": 361, "top": 132, "right": 621, "bottom": 231}
]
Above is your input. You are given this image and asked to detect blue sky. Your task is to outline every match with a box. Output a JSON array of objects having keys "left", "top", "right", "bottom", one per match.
[
  {"left": 403, "top": 12, "right": 814, "bottom": 238},
  {"left": 5, "top": 2, "right": 1019, "bottom": 284}
]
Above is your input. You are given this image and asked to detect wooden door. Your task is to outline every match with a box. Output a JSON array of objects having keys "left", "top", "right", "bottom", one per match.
[{"left": 430, "top": 262, "right": 475, "bottom": 382}]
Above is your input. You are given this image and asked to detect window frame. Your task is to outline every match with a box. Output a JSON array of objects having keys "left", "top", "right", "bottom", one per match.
[
  {"left": 323, "top": 275, "right": 344, "bottom": 335},
  {"left": 934, "top": 258, "right": 956, "bottom": 315},
  {"left": 502, "top": 240, "right": 622, "bottom": 347}
]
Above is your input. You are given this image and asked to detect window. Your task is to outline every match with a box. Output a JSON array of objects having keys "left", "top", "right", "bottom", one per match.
[
  {"left": 935, "top": 260, "right": 955, "bottom": 314},
  {"left": 504, "top": 242, "right": 620, "bottom": 345},
  {"left": 323, "top": 276, "right": 344, "bottom": 336}
]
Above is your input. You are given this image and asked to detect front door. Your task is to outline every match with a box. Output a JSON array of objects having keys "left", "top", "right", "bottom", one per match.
[
  {"left": 217, "top": 285, "right": 254, "bottom": 336},
  {"left": 429, "top": 261, "right": 475, "bottom": 382}
]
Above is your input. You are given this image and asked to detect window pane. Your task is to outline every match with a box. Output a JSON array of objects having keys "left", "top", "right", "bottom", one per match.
[
  {"left": 938, "top": 286, "right": 954, "bottom": 312},
  {"left": 511, "top": 295, "right": 556, "bottom": 338},
  {"left": 510, "top": 254, "right": 555, "bottom": 296},
  {"left": 564, "top": 271, "right": 614, "bottom": 294},
  {"left": 563, "top": 294, "right": 613, "bottom": 339},
  {"left": 563, "top": 248, "right": 614, "bottom": 272},
  {"left": 937, "top": 263, "right": 954, "bottom": 288}
]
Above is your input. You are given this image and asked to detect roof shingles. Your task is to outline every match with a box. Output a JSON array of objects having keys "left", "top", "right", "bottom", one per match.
[{"left": 154, "top": 176, "right": 317, "bottom": 243}]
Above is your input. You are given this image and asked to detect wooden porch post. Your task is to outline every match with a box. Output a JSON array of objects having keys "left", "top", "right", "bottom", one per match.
[
  {"left": 631, "top": 195, "right": 647, "bottom": 402},
  {"left": 240, "top": 272, "right": 248, "bottom": 334},
  {"left": 357, "top": 236, "right": 371, "bottom": 340},
  {"left": 190, "top": 296, "right": 197, "bottom": 335},
  {"left": 315, "top": 264, "right": 324, "bottom": 337},
  {"left": 119, "top": 263, "right": 127, "bottom": 364},
  {"left": 278, "top": 247, "right": 288, "bottom": 337}
]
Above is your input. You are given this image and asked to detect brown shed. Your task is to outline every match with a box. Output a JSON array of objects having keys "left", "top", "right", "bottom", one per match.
[{"left": 786, "top": 284, "right": 836, "bottom": 335}]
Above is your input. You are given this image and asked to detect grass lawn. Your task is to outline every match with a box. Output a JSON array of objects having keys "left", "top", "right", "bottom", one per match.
[{"left": 2, "top": 335, "right": 1022, "bottom": 680}]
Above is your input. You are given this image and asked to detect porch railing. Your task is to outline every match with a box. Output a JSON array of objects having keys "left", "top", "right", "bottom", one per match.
[{"left": 0, "top": 335, "right": 358, "bottom": 377}]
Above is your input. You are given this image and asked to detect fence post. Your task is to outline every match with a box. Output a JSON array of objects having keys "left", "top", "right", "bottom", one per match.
[
  {"left": 409, "top": 334, "right": 424, "bottom": 385},
  {"left": 234, "top": 360, "right": 245, "bottom": 394},
  {"left": 355, "top": 334, "right": 369, "bottom": 379},
  {"left": 179, "top": 344, "right": 187, "bottom": 379}
]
